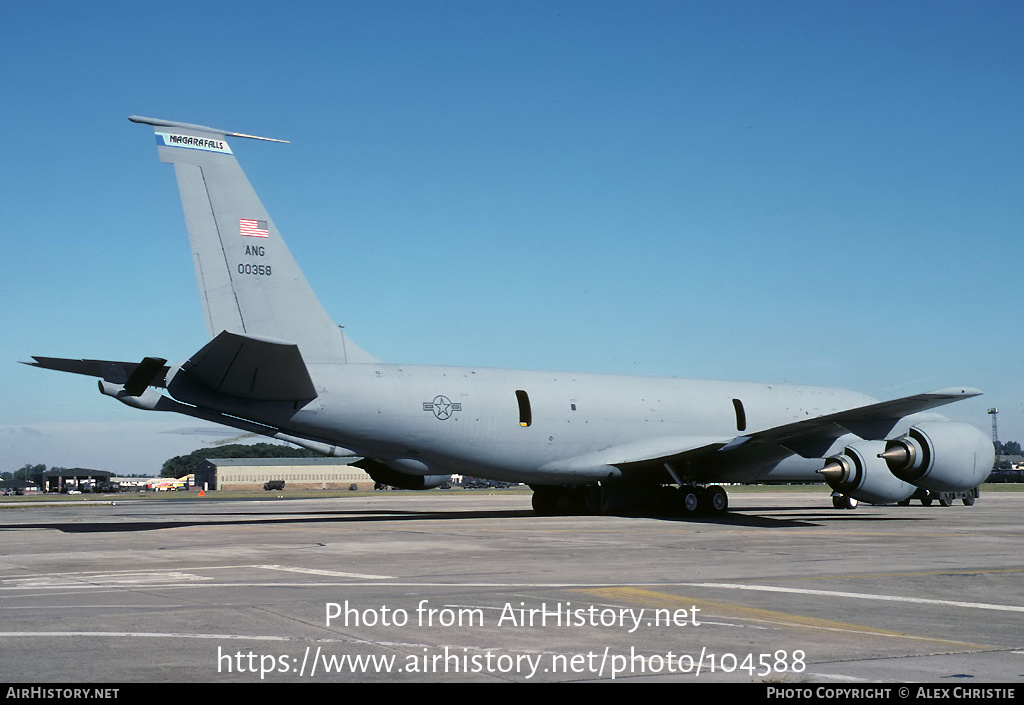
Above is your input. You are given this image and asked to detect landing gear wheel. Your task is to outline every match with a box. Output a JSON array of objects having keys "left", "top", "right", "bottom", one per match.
[
  {"left": 531, "top": 486, "right": 559, "bottom": 516},
  {"left": 706, "top": 485, "right": 729, "bottom": 514},
  {"left": 556, "top": 486, "right": 586, "bottom": 515},
  {"left": 832, "top": 494, "right": 858, "bottom": 509},
  {"left": 681, "top": 488, "right": 701, "bottom": 515},
  {"left": 658, "top": 486, "right": 679, "bottom": 516},
  {"left": 962, "top": 493, "right": 975, "bottom": 506},
  {"left": 585, "top": 485, "right": 608, "bottom": 515}
]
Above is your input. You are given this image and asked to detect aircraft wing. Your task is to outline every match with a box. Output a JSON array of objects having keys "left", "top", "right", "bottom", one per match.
[{"left": 613, "top": 387, "right": 983, "bottom": 475}]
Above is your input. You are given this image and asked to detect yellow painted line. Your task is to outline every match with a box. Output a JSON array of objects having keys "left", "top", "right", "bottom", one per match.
[{"left": 574, "top": 586, "right": 991, "bottom": 649}]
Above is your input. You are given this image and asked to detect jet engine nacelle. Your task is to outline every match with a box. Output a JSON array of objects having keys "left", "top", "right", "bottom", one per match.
[
  {"left": 880, "top": 421, "right": 993, "bottom": 491},
  {"left": 820, "top": 441, "right": 917, "bottom": 505}
]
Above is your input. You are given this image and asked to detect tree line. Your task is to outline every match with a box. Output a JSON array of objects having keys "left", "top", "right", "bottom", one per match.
[
  {"left": 995, "top": 441, "right": 1022, "bottom": 456},
  {"left": 159, "top": 443, "right": 322, "bottom": 478}
]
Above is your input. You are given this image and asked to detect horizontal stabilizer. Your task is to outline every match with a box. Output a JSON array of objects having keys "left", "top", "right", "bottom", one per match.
[
  {"left": 128, "top": 115, "right": 289, "bottom": 143},
  {"left": 181, "top": 331, "right": 317, "bottom": 402},
  {"left": 24, "top": 356, "right": 169, "bottom": 388}
]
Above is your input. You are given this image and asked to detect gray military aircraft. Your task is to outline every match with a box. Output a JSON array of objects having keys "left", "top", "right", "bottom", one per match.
[{"left": 27, "top": 116, "right": 994, "bottom": 516}]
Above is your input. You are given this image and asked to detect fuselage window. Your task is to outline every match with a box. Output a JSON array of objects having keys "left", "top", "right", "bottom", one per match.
[
  {"left": 732, "top": 398, "right": 747, "bottom": 432},
  {"left": 516, "top": 390, "right": 532, "bottom": 427}
]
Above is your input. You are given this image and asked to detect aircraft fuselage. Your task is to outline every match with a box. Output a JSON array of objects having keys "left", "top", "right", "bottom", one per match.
[{"left": 168, "top": 362, "right": 879, "bottom": 485}]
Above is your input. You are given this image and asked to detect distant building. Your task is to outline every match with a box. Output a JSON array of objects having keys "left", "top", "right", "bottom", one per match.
[
  {"left": 194, "top": 458, "right": 374, "bottom": 491},
  {"left": 38, "top": 468, "right": 115, "bottom": 493},
  {"left": 0, "top": 479, "right": 36, "bottom": 494}
]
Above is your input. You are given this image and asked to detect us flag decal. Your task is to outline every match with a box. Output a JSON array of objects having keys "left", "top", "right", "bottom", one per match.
[{"left": 239, "top": 218, "right": 269, "bottom": 237}]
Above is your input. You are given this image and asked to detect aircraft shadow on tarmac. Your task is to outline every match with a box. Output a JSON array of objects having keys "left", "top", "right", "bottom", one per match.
[{"left": 0, "top": 505, "right": 930, "bottom": 533}]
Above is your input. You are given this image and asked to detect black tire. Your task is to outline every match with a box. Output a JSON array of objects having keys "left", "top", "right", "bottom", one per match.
[
  {"left": 680, "top": 488, "right": 701, "bottom": 514},
  {"left": 585, "top": 485, "right": 607, "bottom": 515},
  {"left": 531, "top": 487, "right": 560, "bottom": 516},
  {"left": 556, "top": 486, "right": 586, "bottom": 515},
  {"left": 833, "top": 495, "right": 858, "bottom": 509},
  {"left": 706, "top": 485, "right": 729, "bottom": 514}
]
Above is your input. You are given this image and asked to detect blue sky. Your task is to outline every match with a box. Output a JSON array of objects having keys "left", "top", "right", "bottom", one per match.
[{"left": 2, "top": 1, "right": 1021, "bottom": 474}]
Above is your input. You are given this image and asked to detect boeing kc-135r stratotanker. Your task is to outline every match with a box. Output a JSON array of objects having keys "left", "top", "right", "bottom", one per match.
[{"left": 27, "top": 116, "right": 994, "bottom": 516}]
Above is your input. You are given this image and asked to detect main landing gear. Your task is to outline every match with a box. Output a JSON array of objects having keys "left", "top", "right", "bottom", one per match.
[
  {"left": 896, "top": 487, "right": 979, "bottom": 507},
  {"left": 833, "top": 487, "right": 980, "bottom": 509},
  {"left": 831, "top": 492, "right": 859, "bottom": 509},
  {"left": 530, "top": 483, "right": 730, "bottom": 517},
  {"left": 678, "top": 484, "right": 729, "bottom": 515}
]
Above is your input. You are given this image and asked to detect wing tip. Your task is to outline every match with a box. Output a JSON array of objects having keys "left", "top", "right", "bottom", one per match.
[{"left": 929, "top": 387, "right": 983, "bottom": 398}]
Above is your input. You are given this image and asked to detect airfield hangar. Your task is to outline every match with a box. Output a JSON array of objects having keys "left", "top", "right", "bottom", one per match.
[{"left": 194, "top": 458, "right": 374, "bottom": 491}]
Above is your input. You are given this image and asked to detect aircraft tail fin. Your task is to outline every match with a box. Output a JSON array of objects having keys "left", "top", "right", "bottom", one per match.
[{"left": 129, "top": 116, "right": 374, "bottom": 364}]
